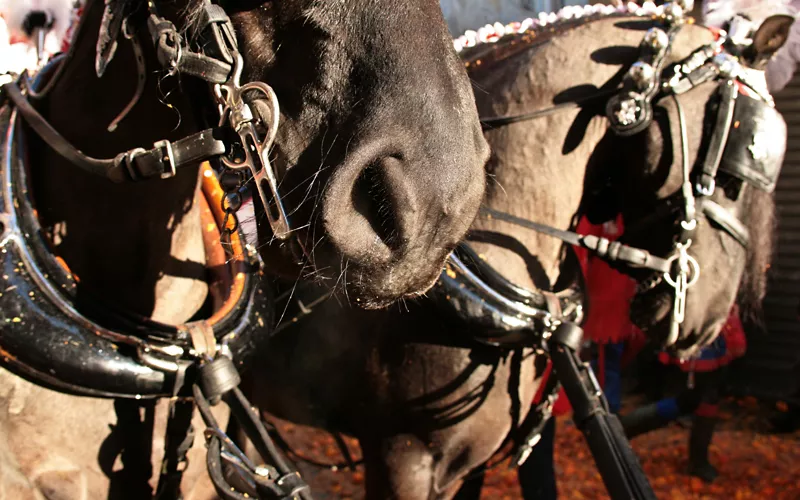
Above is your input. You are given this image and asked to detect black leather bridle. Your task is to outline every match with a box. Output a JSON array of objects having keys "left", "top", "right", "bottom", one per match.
[
  {"left": 2, "top": 0, "right": 292, "bottom": 238},
  {"left": 0, "top": 1, "right": 313, "bottom": 499}
]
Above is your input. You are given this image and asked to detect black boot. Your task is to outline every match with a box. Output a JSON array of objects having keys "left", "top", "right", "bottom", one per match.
[
  {"left": 688, "top": 416, "right": 718, "bottom": 483},
  {"left": 619, "top": 403, "right": 672, "bottom": 439},
  {"left": 769, "top": 403, "right": 800, "bottom": 434},
  {"left": 518, "top": 418, "right": 557, "bottom": 500}
]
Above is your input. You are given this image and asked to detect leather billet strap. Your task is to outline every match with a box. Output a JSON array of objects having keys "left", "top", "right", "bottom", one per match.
[
  {"left": 1, "top": 79, "right": 227, "bottom": 182},
  {"left": 696, "top": 80, "right": 738, "bottom": 195},
  {"left": 0, "top": 0, "right": 241, "bottom": 184}
]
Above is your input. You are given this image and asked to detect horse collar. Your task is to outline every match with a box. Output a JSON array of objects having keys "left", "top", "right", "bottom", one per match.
[
  {"left": 0, "top": 109, "right": 269, "bottom": 398},
  {"left": 432, "top": 243, "right": 584, "bottom": 349}
]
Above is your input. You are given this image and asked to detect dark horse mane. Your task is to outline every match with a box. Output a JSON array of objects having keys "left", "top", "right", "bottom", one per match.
[
  {"left": 456, "top": 6, "right": 777, "bottom": 318},
  {"left": 738, "top": 186, "right": 774, "bottom": 319}
]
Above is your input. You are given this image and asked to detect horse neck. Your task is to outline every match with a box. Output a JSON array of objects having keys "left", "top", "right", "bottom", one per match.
[
  {"left": 465, "top": 16, "right": 656, "bottom": 291},
  {"left": 29, "top": 0, "right": 210, "bottom": 324}
]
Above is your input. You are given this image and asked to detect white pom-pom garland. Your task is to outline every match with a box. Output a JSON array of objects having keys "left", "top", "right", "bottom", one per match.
[{"left": 454, "top": 1, "right": 671, "bottom": 54}]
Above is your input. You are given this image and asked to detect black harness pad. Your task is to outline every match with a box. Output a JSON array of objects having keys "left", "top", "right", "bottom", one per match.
[{"left": 718, "top": 92, "right": 786, "bottom": 193}]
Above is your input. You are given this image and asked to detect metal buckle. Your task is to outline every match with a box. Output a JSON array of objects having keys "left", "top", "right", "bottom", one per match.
[
  {"left": 124, "top": 147, "right": 147, "bottom": 181},
  {"left": 695, "top": 177, "right": 715, "bottom": 196},
  {"left": 154, "top": 140, "right": 177, "bottom": 179}
]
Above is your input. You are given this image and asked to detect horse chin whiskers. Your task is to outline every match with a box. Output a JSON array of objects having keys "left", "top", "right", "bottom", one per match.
[{"left": 631, "top": 286, "right": 671, "bottom": 329}]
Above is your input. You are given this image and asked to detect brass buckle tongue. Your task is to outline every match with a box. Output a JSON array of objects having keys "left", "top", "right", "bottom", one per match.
[{"left": 216, "top": 54, "right": 291, "bottom": 240}]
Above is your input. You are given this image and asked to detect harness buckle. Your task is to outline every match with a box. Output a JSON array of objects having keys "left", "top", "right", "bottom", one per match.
[
  {"left": 153, "top": 140, "right": 177, "bottom": 179},
  {"left": 123, "top": 147, "right": 147, "bottom": 181},
  {"left": 695, "top": 176, "right": 715, "bottom": 196}
]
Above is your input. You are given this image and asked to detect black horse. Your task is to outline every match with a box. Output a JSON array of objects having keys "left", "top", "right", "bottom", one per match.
[
  {"left": 246, "top": 6, "right": 790, "bottom": 499},
  {"left": 0, "top": 0, "right": 488, "bottom": 497}
]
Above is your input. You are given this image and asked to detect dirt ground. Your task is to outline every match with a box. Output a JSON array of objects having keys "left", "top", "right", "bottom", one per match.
[{"left": 269, "top": 396, "right": 800, "bottom": 499}]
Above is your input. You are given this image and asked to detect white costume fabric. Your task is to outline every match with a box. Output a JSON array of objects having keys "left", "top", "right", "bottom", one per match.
[{"left": 0, "top": 0, "right": 79, "bottom": 74}]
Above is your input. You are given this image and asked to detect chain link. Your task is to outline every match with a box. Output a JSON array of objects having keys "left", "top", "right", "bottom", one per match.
[{"left": 219, "top": 169, "right": 245, "bottom": 258}]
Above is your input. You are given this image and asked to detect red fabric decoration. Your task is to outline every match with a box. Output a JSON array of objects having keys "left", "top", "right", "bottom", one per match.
[
  {"left": 574, "top": 215, "right": 642, "bottom": 344},
  {"left": 61, "top": 6, "right": 85, "bottom": 53},
  {"left": 695, "top": 402, "right": 720, "bottom": 418},
  {"left": 658, "top": 305, "right": 748, "bottom": 372}
]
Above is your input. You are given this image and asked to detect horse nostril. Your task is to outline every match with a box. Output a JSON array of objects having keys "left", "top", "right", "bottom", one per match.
[
  {"left": 22, "top": 11, "right": 52, "bottom": 37},
  {"left": 351, "top": 160, "right": 401, "bottom": 252}
]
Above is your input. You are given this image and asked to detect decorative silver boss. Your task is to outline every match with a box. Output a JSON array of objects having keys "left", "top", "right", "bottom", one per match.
[
  {"left": 614, "top": 98, "right": 641, "bottom": 127},
  {"left": 643, "top": 28, "right": 669, "bottom": 53},
  {"left": 661, "top": 3, "right": 684, "bottom": 24},
  {"left": 628, "top": 61, "right": 656, "bottom": 90}
]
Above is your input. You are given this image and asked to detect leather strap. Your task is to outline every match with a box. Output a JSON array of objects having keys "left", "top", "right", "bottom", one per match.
[
  {"left": 620, "top": 194, "right": 749, "bottom": 249},
  {"left": 700, "top": 199, "right": 750, "bottom": 248},
  {"left": 124, "top": 129, "right": 228, "bottom": 181},
  {"left": 480, "top": 207, "right": 673, "bottom": 274},
  {"left": 697, "top": 80, "right": 738, "bottom": 194},
  {"left": 146, "top": 0, "right": 238, "bottom": 86},
  {"left": 455, "top": 244, "right": 581, "bottom": 314},
  {"left": 1, "top": 80, "right": 227, "bottom": 182},
  {"left": 479, "top": 89, "right": 617, "bottom": 131},
  {"left": 147, "top": 15, "right": 232, "bottom": 84},
  {"left": 198, "top": 3, "right": 237, "bottom": 65},
  {"left": 541, "top": 291, "right": 563, "bottom": 320},
  {"left": 183, "top": 321, "right": 217, "bottom": 358}
]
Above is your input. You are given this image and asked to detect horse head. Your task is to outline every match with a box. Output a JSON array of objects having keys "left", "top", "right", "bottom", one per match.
[
  {"left": 457, "top": 5, "right": 790, "bottom": 356},
  {"left": 224, "top": 0, "right": 490, "bottom": 308},
  {"left": 609, "top": 14, "right": 793, "bottom": 355},
  {"left": 31, "top": 0, "right": 488, "bottom": 319}
]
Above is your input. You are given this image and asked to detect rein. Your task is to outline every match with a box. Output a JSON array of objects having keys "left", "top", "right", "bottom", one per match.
[
  {"left": 2, "top": 81, "right": 227, "bottom": 181},
  {"left": 479, "top": 207, "right": 675, "bottom": 274},
  {"left": 479, "top": 88, "right": 618, "bottom": 130}
]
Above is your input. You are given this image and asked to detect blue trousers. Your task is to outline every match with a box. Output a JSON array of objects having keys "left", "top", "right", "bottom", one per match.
[{"left": 591, "top": 342, "right": 624, "bottom": 413}]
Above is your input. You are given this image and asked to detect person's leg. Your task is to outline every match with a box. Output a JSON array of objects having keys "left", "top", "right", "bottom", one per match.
[
  {"left": 689, "top": 414, "right": 718, "bottom": 482},
  {"left": 518, "top": 418, "right": 557, "bottom": 500},
  {"left": 603, "top": 342, "right": 624, "bottom": 414},
  {"left": 619, "top": 380, "right": 703, "bottom": 439},
  {"left": 688, "top": 369, "right": 725, "bottom": 483},
  {"left": 769, "top": 397, "right": 800, "bottom": 433}
]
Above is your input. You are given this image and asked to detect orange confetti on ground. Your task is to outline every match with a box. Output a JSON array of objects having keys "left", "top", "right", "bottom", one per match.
[{"left": 266, "top": 397, "right": 800, "bottom": 499}]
